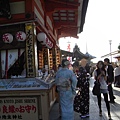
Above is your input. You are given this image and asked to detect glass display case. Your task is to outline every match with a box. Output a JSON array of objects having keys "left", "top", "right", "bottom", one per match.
[{"left": 0, "top": 77, "right": 56, "bottom": 120}]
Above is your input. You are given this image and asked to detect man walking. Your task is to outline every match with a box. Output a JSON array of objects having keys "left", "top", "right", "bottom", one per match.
[{"left": 104, "top": 58, "right": 115, "bottom": 103}]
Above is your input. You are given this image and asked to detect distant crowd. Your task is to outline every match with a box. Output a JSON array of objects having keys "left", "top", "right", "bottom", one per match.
[{"left": 54, "top": 57, "right": 120, "bottom": 120}]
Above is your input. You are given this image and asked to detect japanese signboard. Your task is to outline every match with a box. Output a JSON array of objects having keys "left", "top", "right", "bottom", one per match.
[
  {"left": 25, "top": 23, "right": 35, "bottom": 77},
  {"left": 0, "top": 97, "right": 38, "bottom": 120}
]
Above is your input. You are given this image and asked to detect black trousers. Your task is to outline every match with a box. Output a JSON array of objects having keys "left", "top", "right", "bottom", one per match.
[
  {"left": 108, "top": 84, "right": 114, "bottom": 102},
  {"left": 97, "top": 93, "right": 110, "bottom": 115}
]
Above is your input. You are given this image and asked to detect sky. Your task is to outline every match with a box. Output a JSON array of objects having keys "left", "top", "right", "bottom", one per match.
[{"left": 59, "top": 0, "right": 120, "bottom": 63}]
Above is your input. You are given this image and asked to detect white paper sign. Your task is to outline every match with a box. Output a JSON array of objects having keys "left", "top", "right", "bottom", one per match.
[{"left": 0, "top": 97, "right": 38, "bottom": 120}]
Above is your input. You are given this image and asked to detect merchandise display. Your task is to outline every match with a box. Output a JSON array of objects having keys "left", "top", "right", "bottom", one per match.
[{"left": 0, "top": 77, "right": 56, "bottom": 120}]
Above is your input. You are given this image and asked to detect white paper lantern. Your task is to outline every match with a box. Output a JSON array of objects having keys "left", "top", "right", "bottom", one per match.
[
  {"left": 45, "top": 38, "right": 53, "bottom": 49},
  {"left": 46, "top": 43, "right": 51, "bottom": 48},
  {"left": 16, "top": 31, "right": 26, "bottom": 41},
  {"left": 37, "top": 32, "right": 46, "bottom": 44},
  {"left": 2, "top": 33, "right": 13, "bottom": 43},
  {"left": 49, "top": 42, "right": 53, "bottom": 48}
]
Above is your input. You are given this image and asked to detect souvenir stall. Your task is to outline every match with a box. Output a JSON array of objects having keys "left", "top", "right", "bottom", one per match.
[
  {"left": 0, "top": 1, "right": 60, "bottom": 120},
  {"left": 0, "top": 0, "right": 89, "bottom": 120}
]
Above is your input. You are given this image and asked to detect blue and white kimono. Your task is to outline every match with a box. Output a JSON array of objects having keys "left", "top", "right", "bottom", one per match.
[{"left": 55, "top": 68, "right": 77, "bottom": 120}]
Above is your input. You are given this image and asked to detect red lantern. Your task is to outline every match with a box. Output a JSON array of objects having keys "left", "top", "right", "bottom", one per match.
[
  {"left": 37, "top": 32, "right": 46, "bottom": 44},
  {"left": 2, "top": 33, "right": 13, "bottom": 43},
  {"left": 16, "top": 31, "right": 26, "bottom": 41}
]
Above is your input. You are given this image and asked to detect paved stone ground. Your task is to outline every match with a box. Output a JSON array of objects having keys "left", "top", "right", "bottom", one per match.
[{"left": 49, "top": 77, "right": 120, "bottom": 120}]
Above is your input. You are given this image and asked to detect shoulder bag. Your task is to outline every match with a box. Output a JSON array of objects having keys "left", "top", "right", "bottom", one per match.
[{"left": 92, "top": 80, "right": 100, "bottom": 96}]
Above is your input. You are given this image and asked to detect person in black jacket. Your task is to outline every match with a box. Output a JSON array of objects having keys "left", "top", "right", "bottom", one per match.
[
  {"left": 104, "top": 58, "right": 116, "bottom": 103},
  {"left": 94, "top": 61, "right": 111, "bottom": 119}
]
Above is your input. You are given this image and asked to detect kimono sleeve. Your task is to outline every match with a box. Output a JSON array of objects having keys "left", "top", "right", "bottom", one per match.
[
  {"left": 70, "top": 71, "right": 78, "bottom": 95},
  {"left": 55, "top": 71, "right": 60, "bottom": 85}
]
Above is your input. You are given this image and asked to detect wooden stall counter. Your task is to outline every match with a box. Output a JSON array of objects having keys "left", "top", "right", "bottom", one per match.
[{"left": 0, "top": 78, "right": 56, "bottom": 120}]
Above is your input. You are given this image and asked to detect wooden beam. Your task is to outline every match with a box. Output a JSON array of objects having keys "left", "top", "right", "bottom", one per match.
[
  {"left": 45, "top": 0, "right": 79, "bottom": 14},
  {"left": 54, "top": 21, "right": 77, "bottom": 29},
  {"left": 47, "top": 0, "right": 80, "bottom": 6},
  {"left": 57, "top": 27, "right": 78, "bottom": 38},
  {"left": 0, "top": 13, "right": 34, "bottom": 25},
  {"left": 10, "top": 0, "right": 24, "bottom": 2},
  {"left": 59, "top": 28, "right": 78, "bottom": 34},
  {"left": 25, "top": 0, "right": 33, "bottom": 12},
  {"left": 58, "top": 34, "right": 78, "bottom": 39}
]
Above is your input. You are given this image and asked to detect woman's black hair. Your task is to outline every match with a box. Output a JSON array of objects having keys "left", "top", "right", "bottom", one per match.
[
  {"left": 96, "top": 60, "right": 106, "bottom": 77},
  {"left": 62, "top": 59, "right": 70, "bottom": 67},
  {"left": 104, "top": 58, "right": 110, "bottom": 63},
  {"left": 58, "top": 64, "right": 62, "bottom": 68}
]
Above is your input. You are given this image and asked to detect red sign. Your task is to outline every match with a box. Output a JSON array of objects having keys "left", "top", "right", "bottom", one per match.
[{"left": 67, "top": 43, "right": 71, "bottom": 52}]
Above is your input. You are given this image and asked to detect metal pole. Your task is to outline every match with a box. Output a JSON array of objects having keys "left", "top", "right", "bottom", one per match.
[{"left": 109, "top": 40, "right": 112, "bottom": 62}]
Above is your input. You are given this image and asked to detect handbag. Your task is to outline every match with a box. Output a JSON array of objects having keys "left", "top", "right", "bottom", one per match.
[{"left": 92, "top": 80, "right": 100, "bottom": 96}]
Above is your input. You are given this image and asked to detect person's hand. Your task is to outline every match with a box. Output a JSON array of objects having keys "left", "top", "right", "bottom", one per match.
[
  {"left": 108, "top": 82, "right": 111, "bottom": 85},
  {"left": 97, "top": 74, "right": 102, "bottom": 80},
  {"left": 101, "top": 71, "right": 105, "bottom": 76}
]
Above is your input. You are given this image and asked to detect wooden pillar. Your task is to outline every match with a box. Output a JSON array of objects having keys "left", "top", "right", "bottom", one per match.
[{"left": 25, "top": 23, "right": 38, "bottom": 77}]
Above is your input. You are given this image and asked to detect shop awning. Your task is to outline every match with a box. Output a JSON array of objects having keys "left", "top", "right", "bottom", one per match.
[{"left": 45, "top": 0, "right": 89, "bottom": 39}]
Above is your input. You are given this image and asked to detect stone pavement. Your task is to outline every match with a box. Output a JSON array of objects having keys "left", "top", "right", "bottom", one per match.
[{"left": 49, "top": 77, "right": 120, "bottom": 120}]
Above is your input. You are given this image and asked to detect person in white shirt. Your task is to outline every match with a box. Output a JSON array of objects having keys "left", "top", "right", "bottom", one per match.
[
  {"left": 114, "top": 64, "right": 120, "bottom": 87},
  {"left": 94, "top": 60, "right": 111, "bottom": 120}
]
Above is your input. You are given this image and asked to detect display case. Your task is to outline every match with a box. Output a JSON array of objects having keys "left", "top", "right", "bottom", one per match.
[{"left": 0, "top": 78, "right": 56, "bottom": 120}]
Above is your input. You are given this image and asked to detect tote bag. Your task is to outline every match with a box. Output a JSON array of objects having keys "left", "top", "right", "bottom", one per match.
[{"left": 92, "top": 80, "right": 100, "bottom": 96}]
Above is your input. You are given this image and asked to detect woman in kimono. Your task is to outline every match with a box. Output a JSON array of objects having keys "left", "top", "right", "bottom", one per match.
[
  {"left": 74, "top": 58, "right": 90, "bottom": 118},
  {"left": 55, "top": 59, "right": 77, "bottom": 120}
]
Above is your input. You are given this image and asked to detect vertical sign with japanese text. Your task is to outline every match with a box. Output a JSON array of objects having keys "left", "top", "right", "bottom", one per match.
[
  {"left": 25, "top": 23, "right": 38, "bottom": 77},
  {"left": 0, "top": 97, "right": 38, "bottom": 120}
]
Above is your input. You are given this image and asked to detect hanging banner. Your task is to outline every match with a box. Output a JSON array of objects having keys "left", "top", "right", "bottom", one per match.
[
  {"left": 67, "top": 43, "right": 71, "bottom": 52},
  {"left": 0, "top": 97, "right": 38, "bottom": 120}
]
